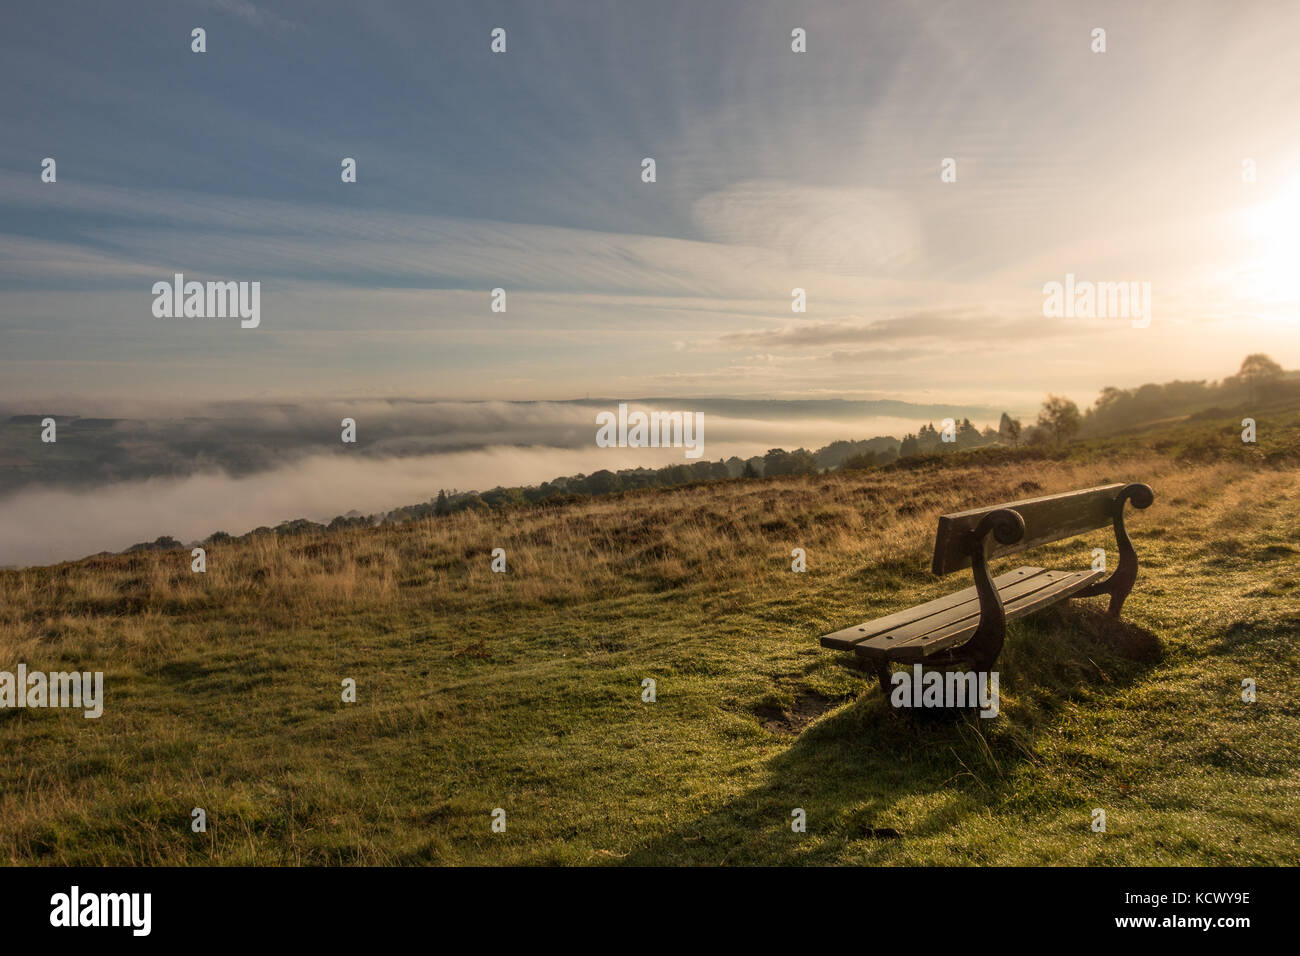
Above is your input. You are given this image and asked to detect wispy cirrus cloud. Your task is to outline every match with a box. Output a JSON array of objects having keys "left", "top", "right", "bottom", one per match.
[{"left": 717, "top": 312, "right": 1081, "bottom": 349}]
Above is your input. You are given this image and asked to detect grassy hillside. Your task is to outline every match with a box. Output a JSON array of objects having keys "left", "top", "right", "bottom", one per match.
[{"left": 1, "top": 403, "right": 1298, "bottom": 865}]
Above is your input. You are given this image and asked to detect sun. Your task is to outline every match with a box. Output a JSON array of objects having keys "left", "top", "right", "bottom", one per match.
[{"left": 1234, "top": 180, "right": 1300, "bottom": 304}]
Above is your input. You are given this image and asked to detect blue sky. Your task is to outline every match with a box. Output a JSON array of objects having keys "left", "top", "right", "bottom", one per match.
[{"left": 3, "top": 0, "right": 1299, "bottom": 407}]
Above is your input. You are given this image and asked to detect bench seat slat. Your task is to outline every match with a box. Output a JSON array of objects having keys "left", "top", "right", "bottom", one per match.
[
  {"left": 855, "top": 568, "right": 1105, "bottom": 663},
  {"left": 819, "top": 566, "right": 1046, "bottom": 650},
  {"left": 856, "top": 568, "right": 1093, "bottom": 652}
]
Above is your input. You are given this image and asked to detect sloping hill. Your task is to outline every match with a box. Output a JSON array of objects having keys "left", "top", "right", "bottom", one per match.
[{"left": 1, "top": 405, "right": 1297, "bottom": 864}]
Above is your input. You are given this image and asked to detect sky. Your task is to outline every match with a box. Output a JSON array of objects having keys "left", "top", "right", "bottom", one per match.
[{"left": 2, "top": 0, "right": 1299, "bottom": 412}]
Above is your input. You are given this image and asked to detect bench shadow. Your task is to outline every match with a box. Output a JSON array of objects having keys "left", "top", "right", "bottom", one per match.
[{"left": 617, "top": 602, "right": 1162, "bottom": 865}]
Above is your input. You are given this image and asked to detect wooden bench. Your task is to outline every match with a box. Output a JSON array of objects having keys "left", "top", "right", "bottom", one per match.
[{"left": 820, "top": 482, "right": 1154, "bottom": 692}]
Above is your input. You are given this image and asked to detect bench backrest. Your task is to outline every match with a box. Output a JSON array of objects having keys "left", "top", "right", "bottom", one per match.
[{"left": 931, "top": 483, "right": 1126, "bottom": 575}]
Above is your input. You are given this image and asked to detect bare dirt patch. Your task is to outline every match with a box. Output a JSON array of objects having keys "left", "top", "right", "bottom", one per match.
[{"left": 753, "top": 689, "right": 849, "bottom": 734}]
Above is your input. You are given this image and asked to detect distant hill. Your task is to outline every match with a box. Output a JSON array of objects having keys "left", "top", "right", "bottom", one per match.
[{"left": 107, "top": 392, "right": 1300, "bottom": 559}]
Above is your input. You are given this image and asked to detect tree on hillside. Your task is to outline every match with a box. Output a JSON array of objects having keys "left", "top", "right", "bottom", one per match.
[
  {"left": 1094, "top": 385, "right": 1127, "bottom": 411},
  {"left": 741, "top": 460, "right": 758, "bottom": 478},
  {"left": 582, "top": 469, "right": 622, "bottom": 495},
  {"left": 763, "top": 447, "right": 817, "bottom": 476},
  {"left": 1037, "top": 395, "right": 1081, "bottom": 445},
  {"left": 899, "top": 433, "right": 920, "bottom": 457},
  {"left": 762, "top": 448, "right": 790, "bottom": 475},
  {"left": 434, "top": 489, "right": 450, "bottom": 516},
  {"left": 1228, "top": 353, "right": 1284, "bottom": 404},
  {"left": 916, "top": 422, "right": 942, "bottom": 453},
  {"left": 840, "top": 451, "right": 879, "bottom": 471},
  {"left": 956, "top": 417, "right": 981, "bottom": 449},
  {"left": 1082, "top": 379, "right": 1216, "bottom": 436},
  {"left": 997, "top": 412, "right": 1022, "bottom": 447}
]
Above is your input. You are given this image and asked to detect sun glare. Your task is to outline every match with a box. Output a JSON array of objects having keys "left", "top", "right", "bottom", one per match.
[{"left": 1235, "top": 180, "right": 1300, "bottom": 304}]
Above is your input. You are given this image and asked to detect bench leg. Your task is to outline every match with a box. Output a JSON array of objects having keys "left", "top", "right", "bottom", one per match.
[
  {"left": 874, "top": 661, "right": 893, "bottom": 697},
  {"left": 964, "top": 641, "right": 1002, "bottom": 673},
  {"left": 961, "top": 510, "right": 1018, "bottom": 671},
  {"left": 1076, "top": 482, "right": 1154, "bottom": 618}
]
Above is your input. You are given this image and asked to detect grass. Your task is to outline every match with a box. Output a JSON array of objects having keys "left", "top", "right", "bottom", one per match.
[{"left": 1, "top": 402, "right": 1298, "bottom": 865}]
